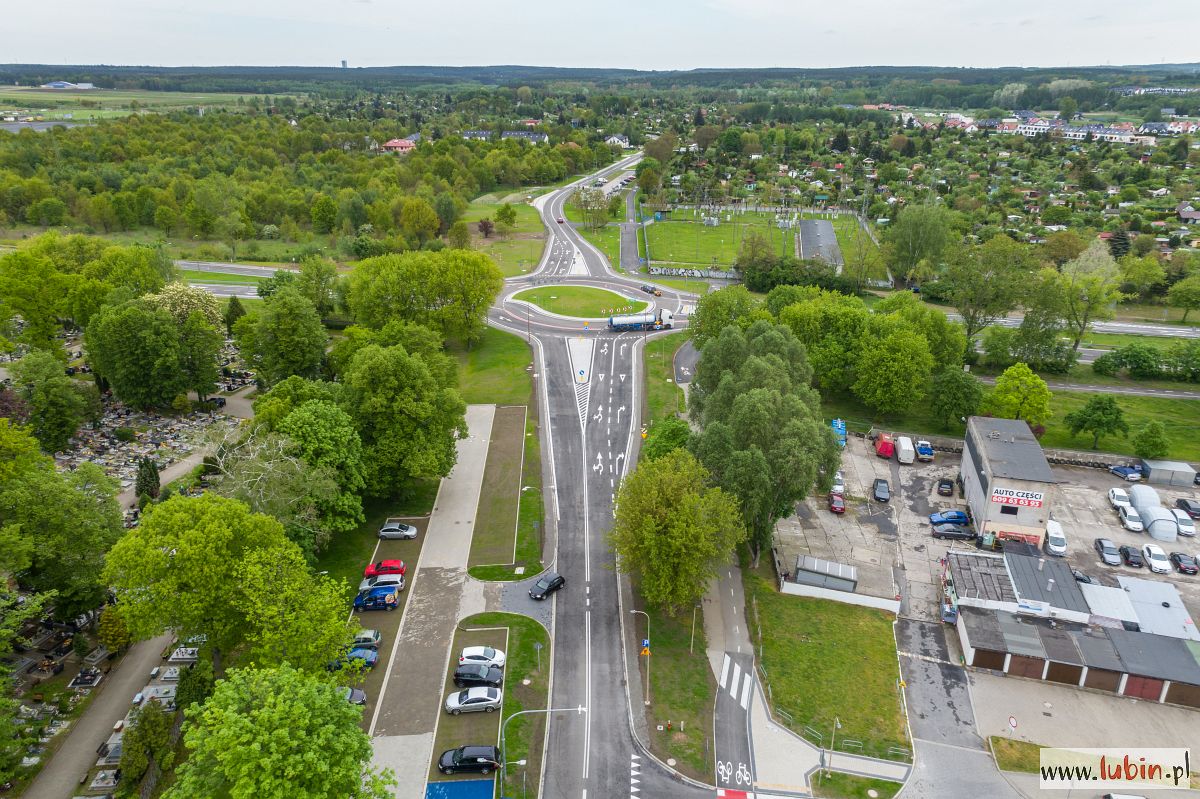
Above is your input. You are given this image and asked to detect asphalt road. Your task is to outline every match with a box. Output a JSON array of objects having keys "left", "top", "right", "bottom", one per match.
[{"left": 490, "top": 154, "right": 711, "bottom": 799}]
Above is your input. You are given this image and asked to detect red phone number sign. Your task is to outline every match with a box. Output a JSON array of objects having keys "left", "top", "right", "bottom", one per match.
[{"left": 990, "top": 488, "right": 1044, "bottom": 508}]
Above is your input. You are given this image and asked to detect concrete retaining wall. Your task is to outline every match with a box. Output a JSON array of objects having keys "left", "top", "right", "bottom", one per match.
[{"left": 779, "top": 579, "right": 901, "bottom": 614}]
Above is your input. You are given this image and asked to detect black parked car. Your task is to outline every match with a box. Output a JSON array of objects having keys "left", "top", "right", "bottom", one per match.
[
  {"left": 1170, "top": 552, "right": 1199, "bottom": 575},
  {"left": 931, "top": 524, "right": 975, "bottom": 540},
  {"left": 453, "top": 663, "right": 503, "bottom": 689},
  {"left": 872, "top": 478, "right": 890, "bottom": 503},
  {"left": 936, "top": 479, "right": 954, "bottom": 497},
  {"left": 1176, "top": 498, "right": 1200, "bottom": 520},
  {"left": 1118, "top": 545, "right": 1144, "bottom": 568},
  {"left": 1071, "top": 569, "right": 1096, "bottom": 585},
  {"left": 1093, "top": 538, "right": 1122, "bottom": 567},
  {"left": 529, "top": 571, "right": 565, "bottom": 600},
  {"left": 438, "top": 745, "right": 502, "bottom": 775}
]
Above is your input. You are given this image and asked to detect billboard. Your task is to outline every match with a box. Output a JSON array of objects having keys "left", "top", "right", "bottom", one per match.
[{"left": 989, "top": 487, "right": 1045, "bottom": 508}]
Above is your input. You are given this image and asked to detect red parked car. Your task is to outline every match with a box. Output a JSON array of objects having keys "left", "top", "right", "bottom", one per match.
[
  {"left": 829, "top": 494, "right": 846, "bottom": 514},
  {"left": 363, "top": 559, "right": 407, "bottom": 578}
]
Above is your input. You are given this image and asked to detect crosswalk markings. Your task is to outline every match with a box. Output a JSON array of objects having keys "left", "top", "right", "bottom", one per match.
[
  {"left": 718, "top": 653, "right": 754, "bottom": 710},
  {"left": 731, "top": 662, "right": 742, "bottom": 696},
  {"left": 739, "top": 672, "right": 752, "bottom": 710},
  {"left": 719, "top": 654, "right": 731, "bottom": 689}
]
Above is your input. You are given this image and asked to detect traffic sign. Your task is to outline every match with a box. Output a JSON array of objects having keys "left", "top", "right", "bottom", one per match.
[
  {"left": 642, "top": 639, "right": 650, "bottom": 648},
  {"left": 640, "top": 647, "right": 650, "bottom": 656}
]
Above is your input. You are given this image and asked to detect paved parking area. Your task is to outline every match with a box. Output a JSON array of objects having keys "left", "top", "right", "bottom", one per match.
[{"left": 1050, "top": 465, "right": 1200, "bottom": 620}]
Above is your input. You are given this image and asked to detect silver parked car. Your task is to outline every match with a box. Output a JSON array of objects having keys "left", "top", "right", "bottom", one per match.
[
  {"left": 353, "top": 629, "right": 382, "bottom": 650},
  {"left": 358, "top": 573, "right": 405, "bottom": 594},
  {"left": 378, "top": 518, "right": 418, "bottom": 540},
  {"left": 445, "top": 686, "right": 502, "bottom": 715}
]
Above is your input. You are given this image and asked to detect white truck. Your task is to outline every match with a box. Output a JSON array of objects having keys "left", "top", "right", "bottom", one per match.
[{"left": 896, "top": 436, "right": 916, "bottom": 465}]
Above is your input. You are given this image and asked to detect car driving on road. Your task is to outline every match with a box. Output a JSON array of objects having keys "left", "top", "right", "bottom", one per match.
[
  {"left": 1094, "top": 538, "right": 1121, "bottom": 567},
  {"left": 529, "top": 571, "right": 565, "bottom": 600},
  {"left": 444, "top": 687, "right": 503, "bottom": 715}
]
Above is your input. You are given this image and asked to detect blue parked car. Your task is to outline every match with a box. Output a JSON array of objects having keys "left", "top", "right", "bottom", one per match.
[
  {"left": 328, "top": 647, "right": 379, "bottom": 672},
  {"left": 1109, "top": 465, "right": 1141, "bottom": 482},
  {"left": 929, "top": 509, "right": 969, "bottom": 526},
  {"left": 354, "top": 586, "right": 399, "bottom": 612}
]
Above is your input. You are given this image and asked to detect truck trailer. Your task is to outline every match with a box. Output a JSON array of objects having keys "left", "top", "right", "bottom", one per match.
[{"left": 608, "top": 309, "right": 674, "bottom": 332}]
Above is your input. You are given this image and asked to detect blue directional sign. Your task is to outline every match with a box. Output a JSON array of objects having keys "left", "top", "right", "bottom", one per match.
[{"left": 642, "top": 638, "right": 650, "bottom": 648}]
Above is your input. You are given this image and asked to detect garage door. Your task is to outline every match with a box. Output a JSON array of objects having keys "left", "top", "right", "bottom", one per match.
[
  {"left": 1045, "top": 661, "right": 1082, "bottom": 686},
  {"left": 1083, "top": 668, "right": 1121, "bottom": 693},
  {"left": 972, "top": 649, "right": 1006, "bottom": 671},
  {"left": 1166, "top": 682, "right": 1200, "bottom": 709},
  {"left": 1123, "top": 675, "right": 1164, "bottom": 701},
  {"left": 1007, "top": 655, "right": 1045, "bottom": 680}
]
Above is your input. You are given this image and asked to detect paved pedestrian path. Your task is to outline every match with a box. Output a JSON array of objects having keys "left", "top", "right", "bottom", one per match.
[
  {"left": 368, "top": 405, "right": 496, "bottom": 799},
  {"left": 21, "top": 634, "right": 172, "bottom": 799}
]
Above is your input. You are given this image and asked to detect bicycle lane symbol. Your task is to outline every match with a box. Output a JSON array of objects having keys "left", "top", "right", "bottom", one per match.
[{"left": 716, "top": 760, "right": 732, "bottom": 784}]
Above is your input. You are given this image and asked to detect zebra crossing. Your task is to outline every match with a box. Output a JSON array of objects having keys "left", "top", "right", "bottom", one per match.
[{"left": 718, "top": 653, "right": 753, "bottom": 711}]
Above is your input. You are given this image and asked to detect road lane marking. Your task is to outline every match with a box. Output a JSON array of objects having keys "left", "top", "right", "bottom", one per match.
[
  {"left": 731, "top": 662, "right": 742, "bottom": 695},
  {"left": 740, "top": 673, "right": 752, "bottom": 710}
]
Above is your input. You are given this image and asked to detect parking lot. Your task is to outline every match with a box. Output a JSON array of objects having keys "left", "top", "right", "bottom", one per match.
[{"left": 777, "top": 435, "right": 1200, "bottom": 625}]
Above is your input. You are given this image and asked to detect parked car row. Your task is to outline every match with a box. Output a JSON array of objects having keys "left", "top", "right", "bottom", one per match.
[
  {"left": 440, "top": 644, "right": 508, "bottom": 775},
  {"left": 1093, "top": 537, "right": 1200, "bottom": 576}
]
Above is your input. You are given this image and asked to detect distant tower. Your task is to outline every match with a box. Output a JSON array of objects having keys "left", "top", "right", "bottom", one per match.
[{"left": 341, "top": 60, "right": 348, "bottom": 69}]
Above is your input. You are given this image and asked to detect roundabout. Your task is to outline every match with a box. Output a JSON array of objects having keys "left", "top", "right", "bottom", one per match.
[{"left": 512, "top": 285, "right": 648, "bottom": 318}]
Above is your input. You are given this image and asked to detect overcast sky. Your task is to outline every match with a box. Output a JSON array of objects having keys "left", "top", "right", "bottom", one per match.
[{"left": 5, "top": 0, "right": 1198, "bottom": 71}]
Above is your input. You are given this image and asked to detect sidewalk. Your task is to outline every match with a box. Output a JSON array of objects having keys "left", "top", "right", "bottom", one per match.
[
  {"left": 368, "top": 405, "right": 496, "bottom": 799},
  {"left": 21, "top": 635, "right": 172, "bottom": 799}
]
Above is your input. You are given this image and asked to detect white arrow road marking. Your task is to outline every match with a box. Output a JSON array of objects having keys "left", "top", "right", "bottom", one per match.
[
  {"left": 616, "top": 405, "right": 626, "bottom": 424},
  {"left": 593, "top": 405, "right": 604, "bottom": 422},
  {"left": 615, "top": 453, "right": 626, "bottom": 477},
  {"left": 593, "top": 453, "right": 603, "bottom": 472}
]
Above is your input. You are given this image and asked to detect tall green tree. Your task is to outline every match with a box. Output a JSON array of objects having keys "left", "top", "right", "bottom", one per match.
[
  {"left": 882, "top": 204, "right": 954, "bottom": 281},
  {"left": 164, "top": 665, "right": 393, "bottom": 799},
  {"left": 433, "top": 250, "right": 504, "bottom": 345},
  {"left": 610, "top": 449, "right": 744, "bottom": 616},
  {"left": 296, "top": 257, "right": 339, "bottom": 317},
  {"left": 341, "top": 344, "right": 467, "bottom": 498},
  {"left": 103, "top": 493, "right": 293, "bottom": 673},
  {"left": 930, "top": 366, "right": 983, "bottom": 428},
  {"left": 135, "top": 457, "right": 160, "bottom": 500},
  {"left": 178, "top": 310, "right": 222, "bottom": 400},
  {"left": 145, "top": 283, "right": 223, "bottom": 329},
  {"left": 223, "top": 294, "right": 247, "bottom": 336},
  {"left": 1058, "top": 239, "right": 1126, "bottom": 352},
  {"left": 494, "top": 203, "right": 517, "bottom": 229},
  {"left": 447, "top": 219, "right": 471, "bottom": 250},
  {"left": 1168, "top": 274, "right": 1200, "bottom": 323},
  {"left": 1131, "top": 420, "right": 1169, "bottom": 460},
  {"left": 851, "top": 327, "right": 934, "bottom": 415},
  {"left": 981, "top": 363, "right": 1053, "bottom": 427},
  {"left": 119, "top": 698, "right": 174, "bottom": 792},
  {"left": 10, "top": 349, "right": 97, "bottom": 452},
  {"left": 310, "top": 194, "right": 339, "bottom": 234},
  {"left": 87, "top": 300, "right": 186, "bottom": 409},
  {"left": 688, "top": 286, "right": 761, "bottom": 349},
  {"left": 277, "top": 400, "right": 366, "bottom": 534},
  {"left": 1063, "top": 395, "right": 1128, "bottom": 450},
  {"left": 234, "top": 287, "right": 328, "bottom": 387},
  {"left": 942, "top": 235, "right": 1038, "bottom": 350},
  {"left": 398, "top": 197, "right": 440, "bottom": 244}
]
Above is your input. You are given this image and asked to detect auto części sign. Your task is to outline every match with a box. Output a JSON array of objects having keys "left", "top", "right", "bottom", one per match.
[{"left": 989, "top": 487, "right": 1045, "bottom": 508}]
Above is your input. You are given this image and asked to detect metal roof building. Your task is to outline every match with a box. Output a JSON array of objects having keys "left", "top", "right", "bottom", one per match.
[{"left": 1116, "top": 577, "right": 1200, "bottom": 641}]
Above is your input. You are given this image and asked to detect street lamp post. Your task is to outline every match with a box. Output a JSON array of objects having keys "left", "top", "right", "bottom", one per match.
[
  {"left": 630, "top": 609, "right": 650, "bottom": 706},
  {"left": 500, "top": 706, "right": 586, "bottom": 796}
]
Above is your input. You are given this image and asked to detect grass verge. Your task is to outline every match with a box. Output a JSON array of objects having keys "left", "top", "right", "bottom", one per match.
[
  {"left": 468, "top": 406, "right": 525, "bottom": 567},
  {"left": 179, "top": 268, "right": 265, "bottom": 285},
  {"left": 812, "top": 772, "right": 903, "bottom": 799},
  {"left": 819, "top": 390, "right": 1200, "bottom": 461},
  {"left": 577, "top": 224, "right": 621, "bottom": 265},
  {"left": 743, "top": 566, "right": 910, "bottom": 761},
  {"left": 644, "top": 331, "right": 688, "bottom": 425},
  {"left": 633, "top": 587, "right": 715, "bottom": 781},
  {"left": 477, "top": 236, "right": 544, "bottom": 277},
  {"left": 989, "top": 736, "right": 1044, "bottom": 773},
  {"left": 514, "top": 285, "right": 647, "bottom": 318}
]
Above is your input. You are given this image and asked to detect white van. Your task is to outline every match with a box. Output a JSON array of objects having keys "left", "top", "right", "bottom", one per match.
[
  {"left": 896, "top": 436, "right": 915, "bottom": 465},
  {"left": 1044, "top": 519, "right": 1067, "bottom": 557}
]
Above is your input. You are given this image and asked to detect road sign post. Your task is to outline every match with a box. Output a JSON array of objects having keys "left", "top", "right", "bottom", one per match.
[{"left": 631, "top": 609, "right": 650, "bottom": 706}]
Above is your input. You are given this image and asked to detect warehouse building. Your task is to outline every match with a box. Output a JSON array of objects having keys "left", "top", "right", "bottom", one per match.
[{"left": 960, "top": 417, "right": 1055, "bottom": 547}]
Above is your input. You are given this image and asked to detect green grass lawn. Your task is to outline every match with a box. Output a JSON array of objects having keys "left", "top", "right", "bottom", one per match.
[
  {"left": 644, "top": 331, "right": 688, "bottom": 425},
  {"left": 813, "top": 772, "right": 902, "bottom": 799},
  {"left": 514, "top": 286, "right": 647, "bottom": 318},
  {"left": 468, "top": 406, "right": 525, "bottom": 568},
  {"left": 743, "top": 567, "right": 910, "bottom": 761},
  {"left": 634, "top": 588, "right": 715, "bottom": 780},
  {"left": 820, "top": 389, "right": 1200, "bottom": 461},
  {"left": 1113, "top": 302, "right": 1200, "bottom": 326},
  {"left": 645, "top": 212, "right": 794, "bottom": 266},
  {"left": 821, "top": 214, "right": 889, "bottom": 283},
  {"left": 450, "top": 327, "right": 534, "bottom": 407},
  {"left": 180, "top": 268, "right": 265, "bottom": 285},
  {"left": 989, "top": 736, "right": 1044, "bottom": 773},
  {"left": 577, "top": 223, "right": 621, "bottom": 266},
  {"left": 1076, "top": 331, "right": 1175, "bottom": 350},
  {"left": 463, "top": 198, "right": 543, "bottom": 236},
  {"left": 477, "top": 236, "right": 543, "bottom": 277},
  {"left": 648, "top": 278, "right": 708, "bottom": 295}
]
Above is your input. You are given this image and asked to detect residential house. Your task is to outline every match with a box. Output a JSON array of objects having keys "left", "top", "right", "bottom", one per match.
[
  {"left": 382, "top": 138, "right": 415, "bottom": 154},
  {"left": 501, "top": 131, "right": 549, "bottom": 144},
  {"left": 1178, "top": 202, "right": 1200, "bottom": 224},
  {"left": 605, "top": 134, "right": 631, "bottom": 148},
  {"left": 462, "top": 130, "right": 492, "bottom": 141}
]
